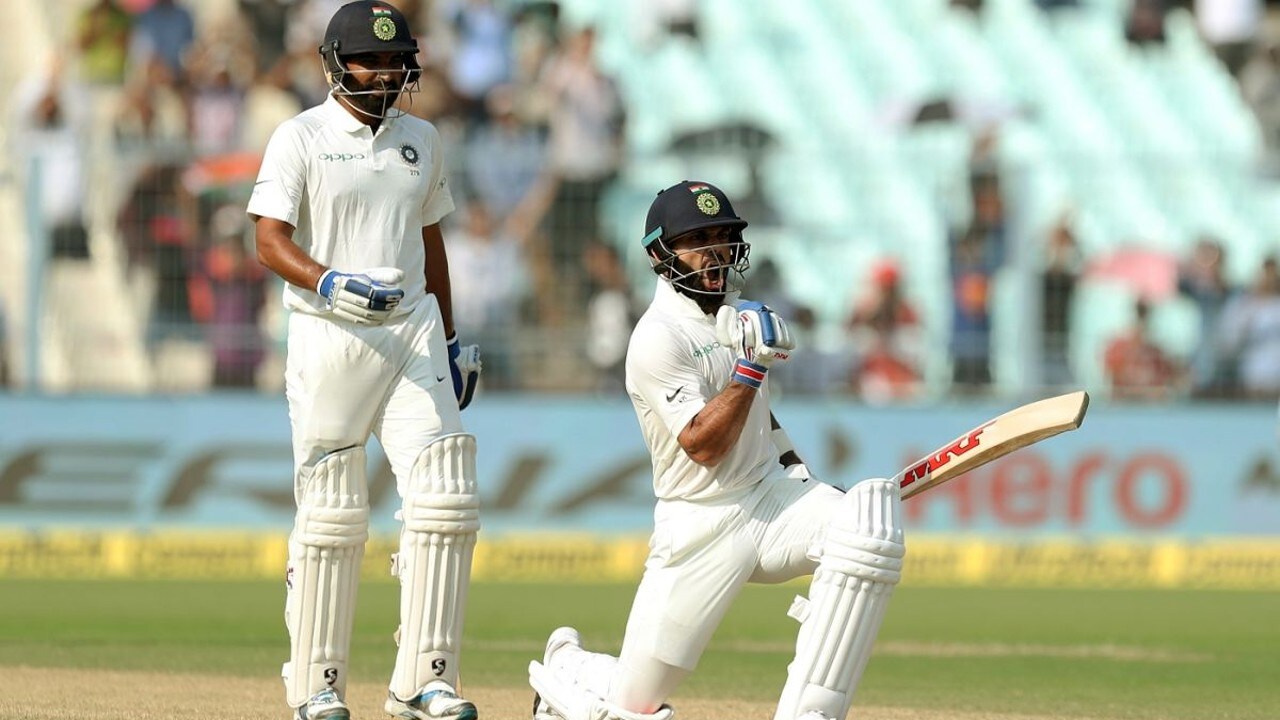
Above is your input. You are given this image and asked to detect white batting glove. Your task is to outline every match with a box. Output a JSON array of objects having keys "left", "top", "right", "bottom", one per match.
[
  {"left": 447, "top": 334, "right": 482, "bottom": 410},
  {"left": 316, "top": 266, "right": 405, "bottom": 325},
  {"left": 715, "top": 300, "right": 795, "bottom": 389}
]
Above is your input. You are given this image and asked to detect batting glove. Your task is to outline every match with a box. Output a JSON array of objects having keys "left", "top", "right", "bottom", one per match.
[
  {"left": 447, "top": 334, "right": 482, "bottom": 410},
  {"left": 715, "top": 300, "right": 795, "bottom": 389},
  {"left": 317, "top": 267, "right": 405, "bottom": 325}
]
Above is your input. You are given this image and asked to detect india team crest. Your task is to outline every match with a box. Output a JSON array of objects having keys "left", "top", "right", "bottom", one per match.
[
  {"left": 695, "top": 192, "right": 720, "bottom": 216},
  {"left": 372, "top": 7, "right": 397, "bottom": 41},
  {"left": 399, "top": 143, "right": 420, "bottom": 166}
]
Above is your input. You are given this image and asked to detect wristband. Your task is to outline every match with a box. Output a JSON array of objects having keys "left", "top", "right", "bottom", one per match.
[
  {"left": 317, "top": 269, "right": 337, "bottom": 298},
  {"left": 732, "top": 358, "right": 767, "bottom": 389}
]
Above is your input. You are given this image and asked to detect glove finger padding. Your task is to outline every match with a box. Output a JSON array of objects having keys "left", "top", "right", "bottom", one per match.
[
  {"left": 320, "top": 269, "right": 405, "bottom": 325},
  {"left": 766, "top": 312, "right": 796, "bottom": 351},
  {"left": 447, "top": 336, "right": 482, "bottom": 410},
  {"left": 715, "top": 305, "right": 747, "bottom": 356},
  {"left": 362, "top": 266, "right": 405, "bottom": 287},
  {"left": 717, "top": 302, "right": 794, "bottom": 367}
]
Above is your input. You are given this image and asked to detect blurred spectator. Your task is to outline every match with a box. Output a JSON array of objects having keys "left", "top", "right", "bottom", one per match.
[
  {"left": 10, "top": 62, "right": 91, "bottom": 259},
  {"left": 583, "top": 242, "right": 636, "bottom": 393},
  {"left": 1125, "top": 0, "right": 1169, "bottom": 47},
  {"left": 1220, "top": 256, "right": 1280, "bottom": 399},
  {"left": 445, "top": 201, "right": 535, "bottom": 389},
  {"left": 747, "top": 258, "right": 805, "bottom": 320},
  {"left": 445, "top": 0, "right": 513, "bottom": 125},
  {"left": 283, "top": 0, "right": 345, "bottom": 107},
  {"left": 464, "top": 84, "right": 547, "bottom": 222},
  {"left": 509, "top": 1, "right": 560, "bottom": 88},
  {"left": 242, "top": 61, "right": 305, "bottom": 152},
  {"left": 948, "top": 169, "right": 1007, "bottom": 393},
  {"left": 187, "top": 57, "right": 249, "bottom": 156},
  {"left": 127, "top": 0, "right": 196, "bottom": 85},
  {"left": 745, "top": 258, "right": 817, "bottom": 394},
  {"left": 1042, "top": 214, "right": 1081, "bottom": 388},
  {"left": 782, "top": 306, "right": 848, "bottom": 396},
  {"left": 1194, "top": 0, "right": 1262, "bottom": 80},
  {"left": 237, "top": 0, "right": 295, "bottom": 75},
  {"left": 191, "top": 206, "right": 267, "bottom": 388},
  {"left": 114, "top": 56, "right": 188, "bottom": 149},
  {"left": 847, "top": 259, "right": 922, "bottom": 403},
  {"left": 1177, "top": 237, "right": 1238, "bottom": 396},
  {"left": 537, "top": 26, "right": 625, "bottom": 317},
  {"left": 1241, "top": 39, "right": 1280, "bottom": 173},
  {"left": 118, "top": 163, "right": 195, "bottom": 334},
  {"left": 1104, "top": 299, "right": 1181, "bottom": 401},
  {"left": 76, "top": 0, "right": 134, "bottom": 87}
]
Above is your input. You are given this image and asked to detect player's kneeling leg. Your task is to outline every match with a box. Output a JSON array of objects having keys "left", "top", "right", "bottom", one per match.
[
  {"left": 529, "top": 656, "right": 674, "bottom": 720},
  {"left": 773, "top": 478, "right": 905, "bottom": 720},
  {"left": 389, "top": 434, "right": 481, "bottom": 705},
  {"left": 283, "top": 446, "right": 371, "bottom": 709}
]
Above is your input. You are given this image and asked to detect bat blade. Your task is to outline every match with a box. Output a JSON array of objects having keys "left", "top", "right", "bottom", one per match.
[{"left": 894, "top": 391, "right": 1090, "bottom": 500}]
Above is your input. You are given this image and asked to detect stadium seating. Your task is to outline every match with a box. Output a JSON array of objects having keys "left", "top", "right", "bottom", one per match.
[
  {"left": 6, "top": 0, "right": 1276, "bottom": 397},
  {"left": 599, "top": 0, "right": 1278, "bottom": 399}
]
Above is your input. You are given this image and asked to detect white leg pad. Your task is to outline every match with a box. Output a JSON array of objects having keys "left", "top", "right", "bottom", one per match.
[
  {"left": 283, "top": 446, "right": 370, "bottom": 707},
  {"left": 529, "top": 660, "right": 675, "bottom": 720},
  {"left": 773, "top": 478, "right": 905, "bottom": 720},
  {"left": 390, "top": 433, "right": 480, "bottom": 697}
]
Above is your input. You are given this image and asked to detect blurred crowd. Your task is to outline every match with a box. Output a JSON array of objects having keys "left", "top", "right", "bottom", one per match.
[{"left": 7, "top": 0, "right": 1280, "bottom": 403}]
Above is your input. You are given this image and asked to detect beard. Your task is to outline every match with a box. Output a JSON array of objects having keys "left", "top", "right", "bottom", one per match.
[
  {"left": 670, "top": 261, "right": 728, "bottom": 313},
  {"left": 341, "top": 76, "right": 403, "bottom": 118}
]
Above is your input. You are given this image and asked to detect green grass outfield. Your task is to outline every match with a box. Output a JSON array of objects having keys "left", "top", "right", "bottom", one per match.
[{"left": 2, "top": 580, "right": 1276, "bottom": 719}]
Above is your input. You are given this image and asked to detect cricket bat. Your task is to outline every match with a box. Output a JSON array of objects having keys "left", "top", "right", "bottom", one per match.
[{"left": 894, "top": 391, "right": 1090, "bottom": 500}]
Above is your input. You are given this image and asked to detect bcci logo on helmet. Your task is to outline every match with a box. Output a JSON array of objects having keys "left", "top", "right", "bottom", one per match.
[
  {"left": 695, "top": 192, "right": 720, "bottom": 216},
  {"left": 372, "top": 6, "right": 397, "bottom": 41}
]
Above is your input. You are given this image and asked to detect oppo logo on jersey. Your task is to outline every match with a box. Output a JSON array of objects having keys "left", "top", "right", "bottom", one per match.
[
  {"left": 901, "top": 424, "right": 989, "bottom": 488},
  {"left": 317, "top": 152, "right": 367, "bottom": 161}
]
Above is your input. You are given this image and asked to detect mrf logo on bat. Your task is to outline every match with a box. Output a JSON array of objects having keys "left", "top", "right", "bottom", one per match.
[{"left": 900, "top": 422, "right": 993, "bottom": 490}]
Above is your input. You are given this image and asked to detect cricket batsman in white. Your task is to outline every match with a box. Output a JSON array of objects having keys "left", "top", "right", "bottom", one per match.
[
  {"left": 247, "top": 2, "right": 481, "bottom": 719},
  {"left": 527, "top": 180, "right": 906, "bottom": 720}
]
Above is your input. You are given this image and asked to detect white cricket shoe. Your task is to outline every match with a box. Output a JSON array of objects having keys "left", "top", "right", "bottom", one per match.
[
  {"left": 543, "top": 626, "right": 582, "bottom": 671},
  {"left": 531, "top": 626, "right": 583, "bottom": 720},
  {"left": 385, "top": 680, "right": 478, "bottom": 720},
  {"left": 295, "top": 688, "right": 350, "bottom": 720}
]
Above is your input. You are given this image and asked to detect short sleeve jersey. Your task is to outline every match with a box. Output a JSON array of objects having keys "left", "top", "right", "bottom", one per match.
[
  {"left": 247, "top": 96, "right": 454, "bottom": 317},
  {"left": 625, "top": 280, "right": 775, "bottom": 501}
]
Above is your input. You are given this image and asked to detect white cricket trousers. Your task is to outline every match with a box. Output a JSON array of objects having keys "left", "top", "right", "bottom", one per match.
[
  {"left": 285, "top": 294, "right": 463, "bottom": 494},
  {"left": 609, "top": 468, "right": 846, "bottom": 709}
]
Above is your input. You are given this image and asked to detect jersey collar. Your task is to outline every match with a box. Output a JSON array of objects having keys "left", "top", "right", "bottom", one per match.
[
  {"left": 323, "top": 94, "right": 375, "bottom": 135},
  {"left": 653, "top": 278, "right": 717, "bottom": 321}
]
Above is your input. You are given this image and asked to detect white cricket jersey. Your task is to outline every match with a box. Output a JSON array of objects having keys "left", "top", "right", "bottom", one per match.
[
  {"left": 626, "top": 280, "right": 775, "bottom": 501},
  {"left": 247, "top": 96, "right": 454, "bottom": 317}
]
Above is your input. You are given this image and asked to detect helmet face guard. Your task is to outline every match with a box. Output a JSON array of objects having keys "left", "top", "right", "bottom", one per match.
[
  {"left": 645, "top": 229, "right": 752, "bottom": 298},
  {"left": 318, "top": 1, "right": 422, "bottom": 121},
  {"left": 319, "top": 43, "right": 421, "bottom": 120},
  {"left": 642, "top": 181, "right": 751, "bottom": 303}
]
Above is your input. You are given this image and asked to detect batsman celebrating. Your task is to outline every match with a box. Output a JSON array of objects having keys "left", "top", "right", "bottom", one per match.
[
  {"left": 247, "top": 2, "right": 481, "bottom": 719},
  {"left": 528, "top": 181, "right": 905, "bottom": 720}
]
